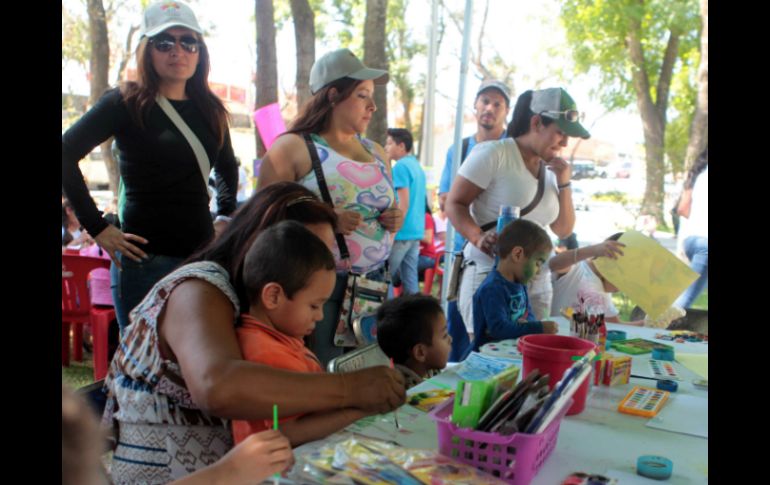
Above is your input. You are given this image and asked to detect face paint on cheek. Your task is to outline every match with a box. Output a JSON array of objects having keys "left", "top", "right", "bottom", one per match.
[
  {"left": 522, "top": 259, "right": 538, "bottom": 283},
  {"left": 522, "top": 253, "right": 548, "bottom": 283}
]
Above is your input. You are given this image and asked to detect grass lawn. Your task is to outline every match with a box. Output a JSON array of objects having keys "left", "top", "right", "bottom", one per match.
[{"left": 62, "top": 350, "right": 97, "bottom": 389}]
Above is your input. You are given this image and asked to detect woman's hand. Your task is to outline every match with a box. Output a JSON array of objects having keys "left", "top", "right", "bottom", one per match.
[
  {"left": 589, "top": 240, "right": 625, "bottom": 260},
  {"left": 473, "top": 229, "right": 498, "bottom": 257},
  {"left": 342, "top": 367, "right": 406, "bottom": 413},
  {"left": 378, "top": 207, "right": 404, "bottom": 234},
  {"left": 546, "top": 157, "right": 571, "bottom": 185},
  {"left": 213, "top": 218, "right": 230, "bottom": 240},
  {"left": 94, "top": 224, "right": 148, "bottom": 269},
  {"left": 335, "top": 209, "right": 364, "bottom": 235}
]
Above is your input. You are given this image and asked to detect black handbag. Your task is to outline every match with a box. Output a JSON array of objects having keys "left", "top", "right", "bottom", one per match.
[{"left": 302, "top": 134, "right": 390, "bottom": 347}]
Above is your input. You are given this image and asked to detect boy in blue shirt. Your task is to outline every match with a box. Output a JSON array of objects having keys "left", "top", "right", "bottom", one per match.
[
  {"left": 471, "top": 219, "right": 558, "bottom": 352},
  {"left": 385, "top": 128, "right": 426, "bottom": 295}
]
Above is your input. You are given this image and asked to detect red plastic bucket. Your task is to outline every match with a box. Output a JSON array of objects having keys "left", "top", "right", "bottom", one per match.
[{"left": 518, "top": 334, "right": 597, "bottom": 415}]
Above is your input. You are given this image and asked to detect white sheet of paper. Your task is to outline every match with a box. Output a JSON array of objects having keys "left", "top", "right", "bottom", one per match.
[
  {"left": 645, "top": 393, "right": 708, "bottom": 438},
  {"left": 344, "top": 404, "right": 438, "bottom": 449}
]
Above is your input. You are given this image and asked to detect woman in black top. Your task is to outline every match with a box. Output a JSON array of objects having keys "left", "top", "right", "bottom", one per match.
[{"left": 62, "top": 1, "right": 237, "bottom": 333}]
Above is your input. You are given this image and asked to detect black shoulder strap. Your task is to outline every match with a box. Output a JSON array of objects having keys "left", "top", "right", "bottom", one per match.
[
  {"left": 520, "top": 161, "right": 546, "bottom": 217},
  {"left": 461, "top": 136, "right": 471, "bottom": 163},
  {"left": 302, "top": 133, "right": 350, "bottom": 260},
  {"left": 460, "top": 162, "right": 546, "bottom": 252}
]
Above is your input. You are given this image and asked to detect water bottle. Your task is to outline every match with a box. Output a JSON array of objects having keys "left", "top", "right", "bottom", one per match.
[
  {"left": 496, "top": 205, "right": 520, "bottom": 233},
  {"left": 494, "top": 205, "right": 520, "bottom": 265}
]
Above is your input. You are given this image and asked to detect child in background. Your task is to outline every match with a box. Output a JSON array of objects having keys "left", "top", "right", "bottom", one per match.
[
  {"left": 62, "top": 384, "right": 293, "bottom": 485},
  {"left": 470, "top": 219, "right": 559, "bottom": 352},
  {"left": 377, "top": 294, "right": 453, "bottom": 389},
  {"left": 232, "top": 221, "right": 376, "bottom": 446},
  {"left": 549, "top": 233, "right": 644, "bottom": 326}
]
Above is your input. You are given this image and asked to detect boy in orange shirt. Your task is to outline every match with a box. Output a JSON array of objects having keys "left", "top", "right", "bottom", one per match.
[{"left": 232, "top": 221, "right": 381, "bottom": 446}]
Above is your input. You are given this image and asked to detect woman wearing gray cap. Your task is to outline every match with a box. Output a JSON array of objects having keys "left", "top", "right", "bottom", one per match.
[
  {"left": 446, "top": 87, "right": 589, "bottom": 342},
  {"left": 257, "top": 48, "right": 404, "bottom": 366},
  {"left": 62, "top": 1, "right": 238, "bottom": 334}
]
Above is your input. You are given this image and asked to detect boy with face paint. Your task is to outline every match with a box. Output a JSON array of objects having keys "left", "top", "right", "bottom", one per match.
[{"left": 469, "top": 219, "right": 559, "bottom": 353}]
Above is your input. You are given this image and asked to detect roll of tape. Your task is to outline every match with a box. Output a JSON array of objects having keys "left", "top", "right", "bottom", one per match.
[
  {"left": 657, "top": 379, "right": 678, "bottom": 392},
  {"left": 637, "top": 455, "right": 673, "bottom": 480},
  {"left": 607, "top": 330, "right": 627, "bottom": 341},
  {"left": 652, "top": 347, "right": 674, "bottom": 361}
]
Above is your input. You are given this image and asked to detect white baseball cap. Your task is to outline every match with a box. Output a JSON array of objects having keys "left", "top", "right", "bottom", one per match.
[{"left": 140, "top": 1, "right": 203, "bottom": 38}]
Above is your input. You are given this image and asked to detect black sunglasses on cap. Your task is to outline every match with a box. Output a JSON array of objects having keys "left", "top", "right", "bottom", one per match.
[
  {"left": 149, "top": 33, "right": 200, "bottom": 54},
  {"left": 540, "top": 109, "right": 584, "bottom": 123}
]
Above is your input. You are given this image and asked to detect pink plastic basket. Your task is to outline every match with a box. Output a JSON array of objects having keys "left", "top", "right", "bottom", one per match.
[{"left": 428, "top": 396, "right": 572, "bottom": 484}]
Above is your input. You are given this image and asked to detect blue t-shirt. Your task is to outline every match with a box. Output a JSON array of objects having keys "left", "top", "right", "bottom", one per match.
[
  {"left": 392, "top": 154, "right": 426, "bottom": 241},
  {"left": 471, "top": 269, "right": 544, "bottom": 351},
  {"left": 439, "top": 132, "right": 508, "bottom": 252}
]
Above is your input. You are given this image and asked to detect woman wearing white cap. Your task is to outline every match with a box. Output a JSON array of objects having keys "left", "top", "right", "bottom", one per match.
[
  {"left": 62, "top": 1, "right": 238, "bottom": 334},
  {"left": 257, "top": 48, "right": 404, "bottom": 366},
  {"left": 446, "top": 88, "right": 589, "bottom": 340}
]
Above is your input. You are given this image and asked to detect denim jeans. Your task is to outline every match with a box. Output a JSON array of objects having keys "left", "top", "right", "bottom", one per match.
[
  {"left": 447, "top": 300, "right": 470, "bottom": 362},
  {"left": 110, "top": 252, "right": 184, "bottom": 334},
  {"left": 674, "top": 236, "right": 708, "bottom": 308},
  {"left": 388, "top": 240, "right": 420, "bottom": 296}
]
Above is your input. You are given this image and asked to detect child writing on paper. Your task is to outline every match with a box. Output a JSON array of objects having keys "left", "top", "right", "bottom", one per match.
[
  {"left": 62, "top": 384, "right": 294, "bottom": 485},
  {"left": 470, "top": 219, "right": 559, "bottom": 353},
  {"left": 376, "top": 294, "right": 453, "bottom": 389},
  {"left": 549, "top": 232, "right": 644, "bottom": 326},
  {"left": 231, "top": 221, "right": 381, "bottom": 446}
]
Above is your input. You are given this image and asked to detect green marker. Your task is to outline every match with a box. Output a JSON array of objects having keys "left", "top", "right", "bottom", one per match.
[{"left": 273, "top": 404, "right": 279, "bottom": 484}]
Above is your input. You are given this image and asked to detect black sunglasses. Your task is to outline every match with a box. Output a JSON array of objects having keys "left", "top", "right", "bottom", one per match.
[
  {"left": 149, "top": 34, "right": 200, "bottom": 54},
  {"left": 540, "top": 109, "right": 584, "bottom": 123}
]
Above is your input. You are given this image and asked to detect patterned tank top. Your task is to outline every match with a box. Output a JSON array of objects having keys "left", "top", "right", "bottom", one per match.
[{"left": 300, "top": 134, "right": 396, "bottom": 274}]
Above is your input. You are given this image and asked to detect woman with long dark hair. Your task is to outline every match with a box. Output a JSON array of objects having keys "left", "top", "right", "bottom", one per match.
[
  {"left": 257, "top": 48, "right": 404, "bottom": 365},
  {"left": 103, "top": 181, "right": 405, "bottom": 483},
  {"left": 62, "top": 1, "right": 238, "bottom": 333}
]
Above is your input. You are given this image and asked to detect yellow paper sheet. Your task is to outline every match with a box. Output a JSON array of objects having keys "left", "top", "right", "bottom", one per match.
[
  {"left": 676, "top": 353, "right": 708, "bottom": 379},
  {"left": 593, "top": 230, "right": 698, "bottom": 319}
]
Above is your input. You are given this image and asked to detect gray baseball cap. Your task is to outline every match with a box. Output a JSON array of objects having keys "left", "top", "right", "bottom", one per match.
[
  {"left": 530, "top": 87, "right": 590, "bottom": 139},
  {"left": 476, "top": 79, "right": 511, "bottom": 106},
  {"left": 140, "top": 1, "right": 203, "bottom": 38},
  {"left": 309, "top": 49, "right": 389, "bottom": 94}
]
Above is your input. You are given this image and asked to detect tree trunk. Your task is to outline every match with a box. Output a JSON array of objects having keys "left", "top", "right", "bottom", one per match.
[
  {"left": 684, "top": 0, "right": 708, "bottom": 172},
  {"left": 364, "top": 0, "right": 389, "bottom": 145},
  {"left": 87, "top": 0, "right": 119, "bottom": 195},
  {"left": 255, "top": 0, "right": 279, "bottom": 158},
  {"left": 289, "top": 0, "right": 315, "bottom": 110},
  {"left": 627, "top": 18, "right": 680, "bottom": 225}
]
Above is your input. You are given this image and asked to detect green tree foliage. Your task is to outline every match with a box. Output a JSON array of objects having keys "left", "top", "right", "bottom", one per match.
[
  {"left": 560, "top": 0, "right": 700, "bottom": 223},
  {"left": 386, "top": 0, "right": 426, "bottom": 140}
]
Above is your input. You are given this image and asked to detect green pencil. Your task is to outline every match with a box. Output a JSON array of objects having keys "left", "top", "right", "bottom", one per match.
[{"left": 273, "top": 404, "right": 279, "bottom": 484}]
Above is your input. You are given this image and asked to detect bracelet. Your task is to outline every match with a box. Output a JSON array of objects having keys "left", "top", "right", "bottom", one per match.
[
  {"left": 214, "top": 215, "right": 232, "bottom": 224},
  {"left": 558, "top": 182, "right": 572, "bottom": 190}
]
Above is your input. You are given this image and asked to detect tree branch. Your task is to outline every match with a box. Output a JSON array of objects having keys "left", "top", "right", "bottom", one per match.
[
  {"left": 626, "top": 18, "right": 653, "bottom": 112},
  {"left": 655, "top": 28, "right": 681, "bottom": 121}
]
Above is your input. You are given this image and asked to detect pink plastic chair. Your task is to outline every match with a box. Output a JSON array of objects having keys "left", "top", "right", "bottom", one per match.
[{"left": 62, "top": 254, "right": 115, "bottom": 380}]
